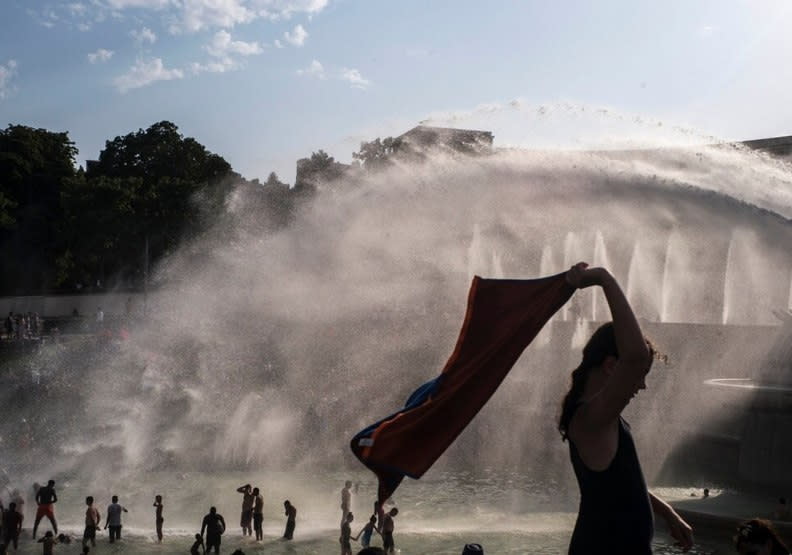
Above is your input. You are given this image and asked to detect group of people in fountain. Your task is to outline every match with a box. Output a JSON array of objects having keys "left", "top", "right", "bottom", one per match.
[
  {"left": 2, "top": 311, "right": 44, "bottom": 342},
  {"left": 339, "top": 481, "right": 399, "bottom": 555}
]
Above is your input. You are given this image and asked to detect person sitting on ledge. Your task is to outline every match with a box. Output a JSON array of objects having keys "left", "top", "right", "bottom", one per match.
[{"left": 734, "top": 518, "right": 790, "bottom": 555}]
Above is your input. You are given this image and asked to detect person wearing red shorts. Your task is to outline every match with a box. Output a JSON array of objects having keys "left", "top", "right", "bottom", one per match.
[{"left": 33, "top": 479, "right": 58, "bottom": 539}]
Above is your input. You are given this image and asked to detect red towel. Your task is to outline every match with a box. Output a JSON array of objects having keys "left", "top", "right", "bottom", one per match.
[{"left": 351, "top": 272, "right": 574, "bottom": 503}]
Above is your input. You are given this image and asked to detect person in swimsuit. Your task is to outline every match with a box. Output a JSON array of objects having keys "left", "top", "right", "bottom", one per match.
[
  {"left": 381, "top": 508, "right": 397, "bottom": 554},
  {"left": 236, "top": 484, "right": 254, "bottom": 537},
  {"left": 252, "top": 488, "right": 263, "bottom": 541},
  {"left": 340, "top": 481, "right": 352, "bottom": 526},
  {"left": 153, "top": 494, "right": 164, "bottom": 542},
  {"left": 32, "top": 480, "right": 58, "bottom": 539},
  {"left": 560, "top": 263, "right": 693, "bottom": 554},
  {"left": 283, "top": 500, "right": 296, "bottom": 540},
  {"left": 340, "top": 512, "right": 353, "bottom": 555},
  {"left": 201, "top": 506, "right": 226, "bottom": 554},
  {"left": 353, "top": 515, "right": 378, "bottom": 548},
  {"left": 190, "top": 532, "right": 205, "bottom": 554},
  {"left": 104, "top": 495, "right": 128, "bottom": 543},
  {"left": 2, "top": 501, "right": 23, "bottom": 550},
  {"left": 83, "top": 496, "right": 100, "bottom": 548}
]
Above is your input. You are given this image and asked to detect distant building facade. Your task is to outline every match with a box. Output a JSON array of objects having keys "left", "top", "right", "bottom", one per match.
[{"left": 397, "top": 125, "right": 494, "bottom": 155}]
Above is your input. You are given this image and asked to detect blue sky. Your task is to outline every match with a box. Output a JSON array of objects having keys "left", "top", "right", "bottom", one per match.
[{"left": 1, "top": 0, "right": 792, "bottom": 182}]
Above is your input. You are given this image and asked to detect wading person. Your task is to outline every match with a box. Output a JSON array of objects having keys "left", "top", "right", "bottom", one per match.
[
  {"left": 236, "top": 484, "right": 254, "bottom": 537},
  {"left": 201, "top": 506, "right": 226, "bottom": 554},
  {"left": 283, "top": 500, "right": 296, "bottom": 540},
  {"left": 83, "top": 496, "right": 100, "bottom": 548},
  {"left": 104, "top": 495, "right": 127, "bottom": 543},
  {"left": 341, "top": 481, "right": 352, "bottom": 526},
  {"left": 32, "top": 480, "right": 58, "bottom": 539},
  {"left": 252, "top": 488, "right": 263, "bottom": 541},
  {"left": 381, "top": 508, "right": 398, "bottom": 554},
  {"left": 2, "top": 502, "right": 23, "bottom": 551},
  {"left": 340, "top": 512, "right": 353, "bottom": 555},
  {"left": 153, "top": 494, "right": 164, "bottom": 542},
  {"left": 560, "top": 262, "right": 693, "bottom": 554},
  {"left": 352, "top": 515, "right": 378, "bottom": 549}
]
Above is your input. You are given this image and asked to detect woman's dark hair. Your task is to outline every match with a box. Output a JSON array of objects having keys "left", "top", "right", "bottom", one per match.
[
  {"left": 558, "top": 323, "right": 618, "bottom": 441},
  {"left": 734, "top": 519, "right": 789, "bottom": 554},
  {"left": 558, "top": 323, "right": 658, "bottom": 441}
]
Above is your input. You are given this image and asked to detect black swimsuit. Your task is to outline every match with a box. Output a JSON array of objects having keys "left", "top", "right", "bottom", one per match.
[{"left": 569, "top": 416, "right": 654, "bottom": 554}]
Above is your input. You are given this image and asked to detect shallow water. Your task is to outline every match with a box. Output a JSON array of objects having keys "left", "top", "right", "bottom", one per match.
[{"left": 3, "top": 472, "right": 731, "bottom": 554}]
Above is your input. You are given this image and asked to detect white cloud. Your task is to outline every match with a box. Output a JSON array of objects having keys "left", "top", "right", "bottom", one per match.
[
  {"left": 131, "top": 26, "right": 157, "bottom": 45},
  {"left": 172, "top": 0, "right": 256, "bottom": 33},
  {"left": 88, "top": 48, "right": 115, "bottom": 63},
  {"left": 253, "top": 0, "right": 327, "bottom": 20},
  {"left": 114, "top": 57, "right": 184, "bottom": 92},
  {"left": 296, "top": 59, "right": 324, "bottom": 79},
  {"left": 30, "top": 1, "right": 330, "bottom": 35},
  {"left": 207, "top": 29, "right": 262, "bottom": 57},
  {"left": 106, "top": 0, "right": 172, "bottom": 8},
  {"left": 68, "top": 3, "right": 88, "bottom": 16},
  {"left": 191, "top": 59, "right": 236, "bottom": 73},
  {"left": 274, "top": 39, "right": 283, "bottom": 48},
  {"left": 0, "top": 60, "right": 18, "bottom": 100},
  {"left": 192, "top": 29, "right": 262, "bottom": 74},
  {"left": 283, "top": 23, "right": 307, "bottom": 46},
  {"left": 340, "top": 67, "right": 370, "bottom": 89}
]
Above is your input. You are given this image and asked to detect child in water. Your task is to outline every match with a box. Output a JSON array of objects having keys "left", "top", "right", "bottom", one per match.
[
  {"left": 190, "top": 532, "right": 205, "bottom": 554},
  {"left": 353, "top": 515, "right": 379, "bottom": 548}
]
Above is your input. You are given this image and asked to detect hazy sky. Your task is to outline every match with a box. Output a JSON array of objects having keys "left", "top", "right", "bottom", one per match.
[{"left": 1, "top": 0, "right": 791, "bottom": 182}]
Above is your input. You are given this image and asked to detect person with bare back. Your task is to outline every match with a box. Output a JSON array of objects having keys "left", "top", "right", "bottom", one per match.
[{"left": 560, "top": 263, "right": 693, "bottom": 554}]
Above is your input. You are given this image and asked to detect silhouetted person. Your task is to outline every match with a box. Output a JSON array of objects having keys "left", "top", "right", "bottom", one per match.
[
  {"left": 83, "top": 496, "right": 101, "bottom": 548},
  {"left": 2, "top": 502, "right": 23, "bottom": 550},
  {"left": 201, "top": 506, "right": 226, "bottom": 554},
  {"left": 341, "top": 481, "right": 352, "bottom": 525},
  {"left": 356, "top": 549, "right": 386, "bottom": 555},
  {"left": 104, "top": 495, "right": 127, "bottom": 543},
  {"left": 340, "top": 512, "right": 354, "bottom": 555},
  {"left": 153, "top": 494, "right": 164, "bottom": 542},
  {"left": 33, "top": 480, "right": 58, "bottom": 539},
  {"left": 373, "top": 500, "right": 385, "bottom": 533},
  {"left": 703, "top": 488, "right": 710, "bottom": 499},
  {"left": 560, "top": 263, "right": 693, "bottom": 554},
  {"left": 190, "top": 533, "right": 205, "bottom": 555},
  {"left": 381, "top": 508, "right": 398, "bottom": 554},
  {"left": 353, "top": 515, "right": 378, "bottom": 548},
  {"left": 462, "top": 544, "right": 484, "bottom": 555},
  {"left": 283, "top": 500, "right": 296, "bottom": 540},
  {"left": 236, "top": 484, "right": 254, "bottom": 536},
  {"left": 734, "top": 518, "right": 790, "bottom": 554},
  {"left": 252, "top": 488, "right": 263, "bottom": 541}
]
